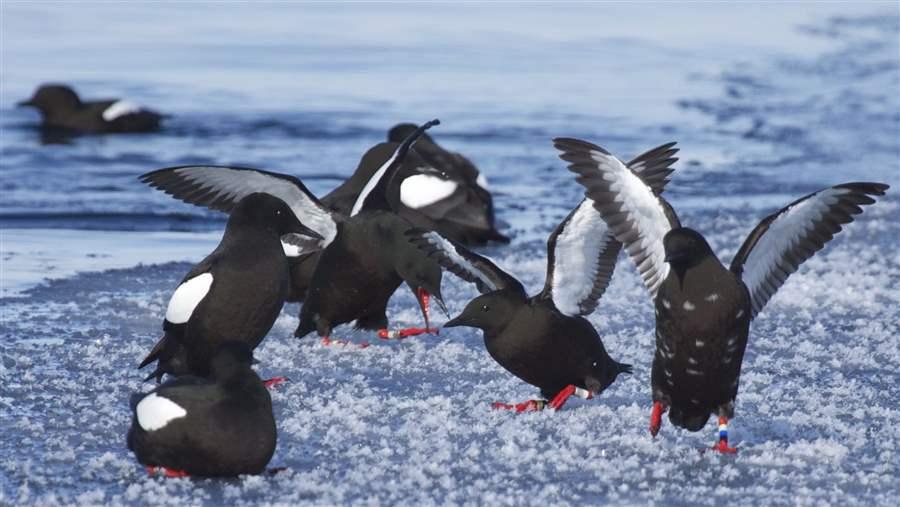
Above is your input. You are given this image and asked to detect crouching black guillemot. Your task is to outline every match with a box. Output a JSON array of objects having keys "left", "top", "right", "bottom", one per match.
[{"left": 128, "top": 342, "right": 277, "bottom": 477}]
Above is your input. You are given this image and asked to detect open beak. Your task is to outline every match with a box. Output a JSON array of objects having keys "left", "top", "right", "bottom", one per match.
[{"left": 294, "top": 222, "right": 324, "bottom": 241}]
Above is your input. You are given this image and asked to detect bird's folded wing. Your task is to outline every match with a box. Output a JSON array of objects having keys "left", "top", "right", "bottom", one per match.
[
  {"left": 555, "top": 137, "right": 681, "bottom": 297},
  {"left": 730, "top": 182, "right": 889, "bottom": 318},
  {"left": 407, "top": 229, "right": 525, "bottom": 296},
  {"left": 140, "top": 165, "right": 338, "bottom": 245}
]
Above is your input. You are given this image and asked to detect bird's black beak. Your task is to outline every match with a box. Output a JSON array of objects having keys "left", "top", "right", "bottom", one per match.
[
  {"left": 17, "top": 99, "right": 34, "bottom": 108},
  {"left": 443, "top": 314, "right": 466, "bottom": 328}
]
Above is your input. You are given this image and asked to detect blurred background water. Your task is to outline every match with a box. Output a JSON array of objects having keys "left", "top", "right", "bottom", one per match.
[{"left": 1, "top": 2, "right": 898, "bottom": 505}]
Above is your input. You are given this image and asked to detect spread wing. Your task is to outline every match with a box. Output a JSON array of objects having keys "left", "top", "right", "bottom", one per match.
[
  {"left": 407, "top": 229, "right": 525, "bottom": 297},
  {"left": 730, "top": 182, "right": 889, "bottom": 318},
  {"left": 539, "top": 142, "right": 678, "bottom": 316},
  {"left": 554, "top": 137, "right": 681, "bottom": 297},
  {"left": 140, "top": 165, "right": 338, "bottom": 246}
]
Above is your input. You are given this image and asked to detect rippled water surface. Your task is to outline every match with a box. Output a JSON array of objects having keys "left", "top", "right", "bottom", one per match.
[{"left": 1, "top": 3, "right": 898, "bottom": 505}]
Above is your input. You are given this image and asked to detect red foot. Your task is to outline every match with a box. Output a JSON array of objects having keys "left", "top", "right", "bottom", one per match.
[
  {"left": 146, "top": 466, "right": 189, "bottom": 478},
  {"left": 377, "top": 327, "right": 439, "bottom": 339},
  {"left": 649, "top": 401, "right": 667, "bottom": 437},
  {"left": 263, "top": 377, "right": 289, "bottom": 389},
  {"left": 710, "top": 439, "right": 738, "bottom": 454},
  {"left": 321, "top": 336, "right": 369, "bottom": 349},
  {"left": 492, "top": 400, "right": 545, "bottom": 412}
]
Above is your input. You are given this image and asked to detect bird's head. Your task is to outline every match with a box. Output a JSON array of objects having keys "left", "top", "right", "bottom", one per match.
[
  {"left": 443, "top": 289, "right": 520, "bottom": 334},
  {"left": 18, "top": 84, "right": 82, "bottom": 114}
]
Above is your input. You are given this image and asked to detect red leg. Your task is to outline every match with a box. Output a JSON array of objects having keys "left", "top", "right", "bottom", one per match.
[
  {"left": 650, "top": 401, "right": 667, "bottom": 437},
  {"left": 321, "top": 336, "right": 369, "bottom": 349},
  {"left": 263, "top": 377, "right": 289, "bottom": 389},
  {"left": 377, "top": 288, "right": 440, "bottom": 339},
  {"left": 146, "top": 466, "right": 190, "bottom": 478},
  {"left": 492, "top": 400, "right": 545, "bottom": 412},
  {"left": 548, "top": 385, "right": 593, "bottom": 411},
  {"left": 710, "top": 416, "right": 738, "bottom": 454}
]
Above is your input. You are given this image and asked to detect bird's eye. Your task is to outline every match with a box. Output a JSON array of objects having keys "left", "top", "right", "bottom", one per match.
[
  {"left": 481, "top": 304, "right": 490, "bottom": 312},
  {"left": 276, "top": 210, "right": 282, "bottom": 216}
]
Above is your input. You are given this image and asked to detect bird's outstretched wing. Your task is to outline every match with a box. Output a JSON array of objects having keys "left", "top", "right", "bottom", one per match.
[
  {"left": 140, "top": 165, "right": 338, "bottom": 246},
  {"left": 540, "top": 141, "right": 679, "bottom": 315},
  {"left": 730, "top": 182, "right": 888, "bottom": 318},
  {"left": 555, "top": 137, "right": 681, "bottom": 297}
]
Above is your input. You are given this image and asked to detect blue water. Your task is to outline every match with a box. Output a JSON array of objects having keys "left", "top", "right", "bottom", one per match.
[{"left": 1, "top": 3, "right": 898, "bottom": 505}]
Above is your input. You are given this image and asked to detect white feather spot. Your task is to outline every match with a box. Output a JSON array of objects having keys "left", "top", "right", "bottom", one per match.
[
  {"left": 683, "top": 300, "right": 696, "bottom": 311},
  {"left": 662, "top": 299, "right": 671, "bottom": 309},
  {"left": 400, "top": 174, "right": 459, "bottom": 209},
  {"left": 281, "top": 240, "right": 302, "bottom": 257},
  {"left": 165, "top": 273, "right": 213, "bottom": 324},
  {"left": 102, "top": 100, "right": 142, "bottom": 121},
  {"left": 736, "top": 309, "right": 745, "bottom": 320},
  {"left": 705, "top": 293, "right": 720, "bottom": 302},
  {"left": 476, "top": 172, "right": 489, "bottom": 190},
  {"left": 686, "top": 368, "right": 703, "bottom": 376},
  {"left": 695, "top": 340, "right": 705, "bottom": 347},
  {"left": 136, "top": 393, "right": 187, "bottom": 431},
  {"left": 688, "top": 357, "right": 698, "bottom": 365}
]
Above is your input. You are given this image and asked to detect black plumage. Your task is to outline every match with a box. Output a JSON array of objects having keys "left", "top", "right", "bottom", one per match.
[
  {"left": 557, "top": 135, "right": 889, "bottom": 451},
  {"left": 17, "top": 84, "right": 163, "bottom": 133},
  {"left": 128, "top": 342, "right": 276, "bottom": 477},
  {"left": 409, "top": 142, "right": 679, "bottom": 411},
  {"left": 139, "top": 192, "right": 321, "bottom": 381}
]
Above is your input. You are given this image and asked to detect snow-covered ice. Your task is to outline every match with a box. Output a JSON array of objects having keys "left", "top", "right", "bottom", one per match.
[{"left": 1, "top": 3, "right": 898, "bottom": 505}]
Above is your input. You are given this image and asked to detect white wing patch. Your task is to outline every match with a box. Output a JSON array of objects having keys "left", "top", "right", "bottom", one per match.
[
  {"left": 351, "top": 146, "right": 400, "bottom": 216},
  {"left": 476, "top": 172, "right": 489, "bottom": 190},
  {"left": 400, "top": 174, "right": 459, "bottom": 209},
  {"left": 172, "top": 167, "right": 338, "bottom": 245},
  {"left": 423, "top": 231, "right": 499, "bottom": 291},
  {"left": 590, "top": 149, "right": 672, "bottom": 295},
  {"left": 165, "top": 272, "right": 213, "bottom": 324},
  {"left": 102, "top": 100, "right": 142, "bottom": 121},
  {"left": 136, "top": 393, "right": 187, "bottom": 431},
  {"left": 740, "top": 186, "right": 850, "bottom": 316},
  {"left": 550, "top": 199, "right": 614, "bottom": 316}
]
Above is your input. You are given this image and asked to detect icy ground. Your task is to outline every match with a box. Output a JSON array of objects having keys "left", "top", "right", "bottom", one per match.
[{"left": 2, "top": 4, "right": 899, "bottom": 506}]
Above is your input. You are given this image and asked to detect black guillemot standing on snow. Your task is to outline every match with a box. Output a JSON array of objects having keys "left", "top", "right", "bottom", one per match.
[
  {"left": 140, "top": 120, "right": 448, "bottom": 348},
  {"left": 17, "top": 84, "right": 164, "bottom": 133},
  {"left": 410, "top": 141, "right": 680, "bottom": 411},
  {"left": 128, "top": 342, "right": 277, "bottom": 477},
  {"left": 138, "top": 192, "right": 321, "bottom": 382},
  {"left": 556, "top": 136, "right": 889, "bottom": 452}
]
